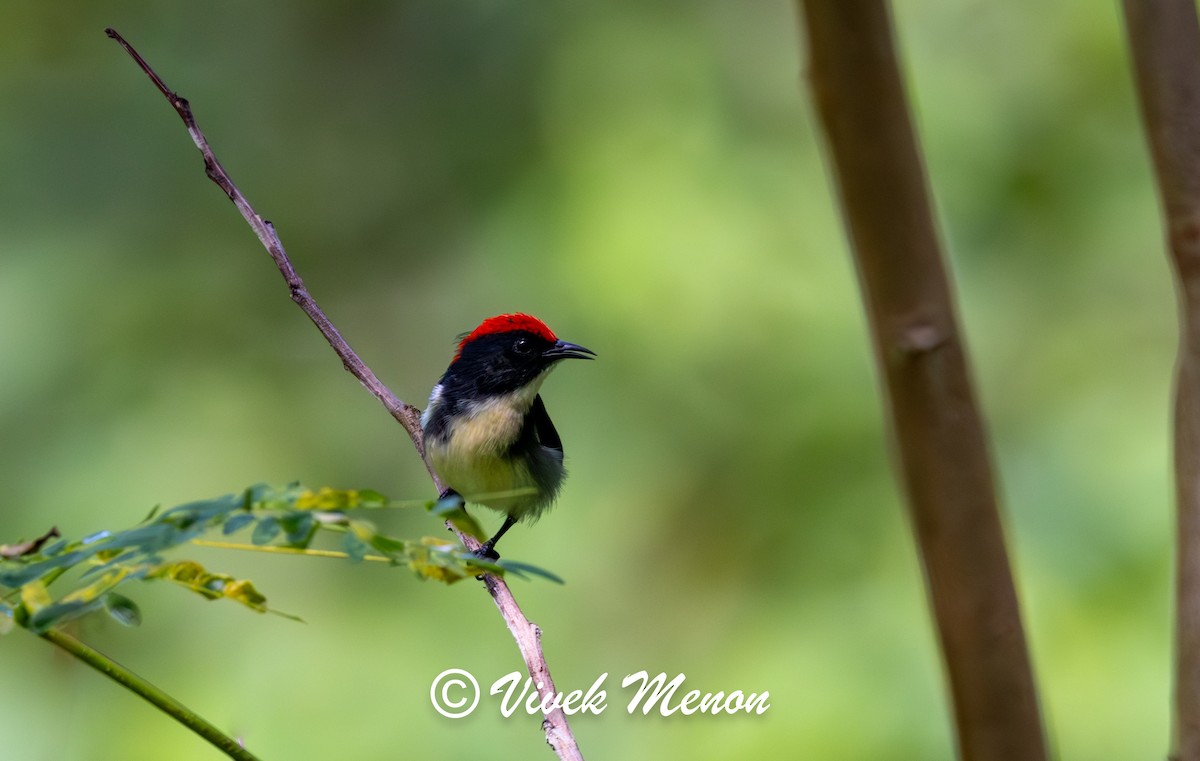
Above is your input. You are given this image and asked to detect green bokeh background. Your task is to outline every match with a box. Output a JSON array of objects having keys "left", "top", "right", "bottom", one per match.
[{"left": 0, "top": 2, "right": 1175, "bottom": 759}]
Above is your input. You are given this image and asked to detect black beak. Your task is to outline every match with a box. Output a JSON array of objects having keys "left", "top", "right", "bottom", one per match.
[{"left": 544, "top": 340, "right": 596, "bottom": 361}]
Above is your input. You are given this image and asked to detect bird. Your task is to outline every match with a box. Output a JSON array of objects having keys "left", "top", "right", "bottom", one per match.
[{"left": 421, "top": 314, "right": 594, "bottom": 559}]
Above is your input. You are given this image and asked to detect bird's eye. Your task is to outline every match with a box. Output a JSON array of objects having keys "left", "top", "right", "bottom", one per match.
[{"left": 513, "top": 338, "right": 532, "bottom": 355}]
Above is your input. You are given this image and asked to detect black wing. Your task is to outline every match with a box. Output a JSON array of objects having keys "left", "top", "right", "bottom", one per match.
[{"left": 529, "top": 394, "right": 563, "bottom": 453}]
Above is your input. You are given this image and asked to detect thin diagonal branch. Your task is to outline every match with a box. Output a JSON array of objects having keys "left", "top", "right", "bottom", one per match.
[
  {"left": 796, "top": 4, "right": 1047, "bottom": 760},
  {"left": 105, "top": 27, "right": 583, "bottom": 761},
  {"left": 103, "top": 28, "right": 427, "bottom": 457},
  {"left": 1119, "top": 3, "right": 1200, "bottom": 759},
  {"left": 41, "top": 628, "right": 258, "bottom": 761}
]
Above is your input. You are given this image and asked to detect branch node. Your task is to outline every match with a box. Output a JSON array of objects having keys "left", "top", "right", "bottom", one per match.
[{"left": 890, "top": 320, "right": 949, "bottom": 360}]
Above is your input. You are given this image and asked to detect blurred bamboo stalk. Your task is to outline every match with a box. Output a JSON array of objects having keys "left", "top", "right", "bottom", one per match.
[
  {"left": 1120, "top": 3, "right": 1200, "bottom": 758},
  {"left": 795, "top": 3, "right": 1048, "bottom": 759}
]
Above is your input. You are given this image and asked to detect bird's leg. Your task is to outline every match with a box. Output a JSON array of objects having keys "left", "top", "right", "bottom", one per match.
[{"left": 475, "top": 515, "right": 518, "bottom": 561}]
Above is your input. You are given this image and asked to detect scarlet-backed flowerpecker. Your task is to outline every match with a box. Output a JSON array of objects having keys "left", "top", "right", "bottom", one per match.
[{"left": 421, "top": 314, "right": 594, "bottom": 558}]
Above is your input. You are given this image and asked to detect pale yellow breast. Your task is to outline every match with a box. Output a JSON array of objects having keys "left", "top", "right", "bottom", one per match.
[
  {"left": 452, "top": 399, "right": 525, "bottom": 456},
  {"left": 426, "top": 394, "right": 540, "bottom": 517}
]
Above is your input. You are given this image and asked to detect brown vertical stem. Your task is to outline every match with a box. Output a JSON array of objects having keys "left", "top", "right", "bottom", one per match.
[
  {"left": 1120, "top": 2, "right": 1200, "bottom": 758},
  {"left": 796, "top": 3, "right": 1047, "bottom": 759}
]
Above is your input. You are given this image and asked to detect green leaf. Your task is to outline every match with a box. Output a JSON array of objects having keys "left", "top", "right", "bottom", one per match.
[
  {"left": 279, "top": 511, "right": 316, "bottom": 548},
  {"left": 19, "top": 580, "right": 52, "bottom": 615},
  {"left": 367, "top": 533, "right": 408, "bottom": 556},
  {"left": 1, "top": 483, "right": 491, "bottom": 630},
  {"left": 104, "top": 593, "right": 142, "bottom": 627},
  {"left": 294, "top": 487, "right": 368, "bottom": 510},
  {"left": 61, "top": 565, "right": 146, "bottom": 610},
  {"left": 447, "top": 511, "right": 485, "bottom": 541},
  {"left": 251, "top": 516, "right": 281, "bottom": 545},
  {"left": 40, "top": 539, "right": 67, "bottom": 557},
  {"left": 430, "top": 495, "right": 465, "bottom": 515},
  {"left": 244, "top": 483, "right": 271, "bottom": 508},
  {"left": 496, "top": 560, "right": 565, "bottom": 585},
  {"left": 21, "top": 568, "right": 145, "bottom": 632},
  {"left": 222, "top": 579, "right": 267, "bottom": 613},
  {"left": 268, "top": 608, "right": 305, "bottom": 623},
  {"left": 155, "top": 559, "right": 204, "bottom": 583},
  {"left": 222, "top": 513, "right": 256, "bottom": 535},
  {"left": 462, "top": 555, "right": 504, "bottom": 576},
  {"left": 0, "top": 559, "right": 71, "bottom": 588},
  {"left": 93, "top": 521, "right": 185, "bottom": 556},
  {"left": 28, "top": 597, "right": 107, "bottom": 633},
  {"left": 408, "top": 559, "right": 467, "bottom": 584},
  {"left": 427, "top": 498, "right": 485, "bottom": 540},
  {"left": 159, "top": 493, "right": 242, "bottom": 529},
  {"left": 356, "top": 488, "right": 388, "bottom": 506},
  {"left": 152, "top": 560, "right": 268, "bottom": 613},
  {"left": 80, "top": 549, "right": 138, "bottom": 579},
  {"left": 403, "top": 537, "right": 496, "bottom": 584},
  {"left": 342, "top": 533, "right": 368, "bottom": 564},
  {"left": 348, "top": 519, "right": 377, "bottom": 542}
]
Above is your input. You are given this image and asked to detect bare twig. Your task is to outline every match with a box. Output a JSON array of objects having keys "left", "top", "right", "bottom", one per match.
[
  {"left": 796, "top": 4, "right": 1047, "bottom": 760},
  {"left": 1119, "top": 3, "right": 1200, "bottom": 758},
  {"left": 105, "top": 27, "right": 584, "bottom": 761},
  {"left": 103, "top": 29, "right": 428, "bottom": 457}
]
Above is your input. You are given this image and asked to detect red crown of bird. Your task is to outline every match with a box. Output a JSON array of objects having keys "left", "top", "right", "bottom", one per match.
[{"left": 454, "top": 313, "right": 557, "bottom": 361}]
